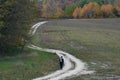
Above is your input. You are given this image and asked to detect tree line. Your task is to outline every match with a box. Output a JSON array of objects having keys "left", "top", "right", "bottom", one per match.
[
  {"left": 38, "top": 0, "right": 120, "bottom": 18},
  {"left": 73, "top": 1, "right": 120, "bottom": 18},
  {"left": 0, "top": 0, "right": 38, "bottom": 56}
]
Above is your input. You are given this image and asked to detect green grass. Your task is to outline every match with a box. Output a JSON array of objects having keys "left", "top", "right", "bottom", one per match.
[
  {"left": 0, "top": 49, "right": 59, "bottom": 80},
  {"left": 36, "top": 19, "right": 120, "bottom": 80}
]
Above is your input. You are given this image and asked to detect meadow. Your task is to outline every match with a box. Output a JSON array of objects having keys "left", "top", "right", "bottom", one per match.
[
  {"left": 36, "top": 19, "right": 120, "bottom": 80},
  {"left": 0, "top": 48, "right": 58, "bottom": 80}
]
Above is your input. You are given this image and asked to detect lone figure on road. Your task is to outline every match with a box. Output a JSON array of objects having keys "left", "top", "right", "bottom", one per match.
[{"left": 59, "top": 56, "right": 64, "bottom": 69}]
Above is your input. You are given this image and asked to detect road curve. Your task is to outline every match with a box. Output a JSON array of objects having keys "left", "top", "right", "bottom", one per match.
[{"left": 29, "top": 21, "right": 94, "bottom": 80}]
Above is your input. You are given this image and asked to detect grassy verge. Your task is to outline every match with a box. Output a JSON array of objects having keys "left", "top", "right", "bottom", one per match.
[
  {"left": 0, "top": 48, "right": 59, "bottom": 80},
  {"left": 0, "top": 21, "right": 59, "bottom": 80},
  {"left": 36, "top": 19, "right": 120, "bottom": 80}
]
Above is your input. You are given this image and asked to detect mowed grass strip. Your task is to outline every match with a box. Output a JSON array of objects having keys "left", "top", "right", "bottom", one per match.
[
  {"left": 37, "top": 19, "right": 120, "bottom": 80},
  {"left": 0, "top": 48, "right": 59, "bottom": 80}
]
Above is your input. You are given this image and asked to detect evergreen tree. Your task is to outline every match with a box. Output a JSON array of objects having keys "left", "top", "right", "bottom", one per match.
[{"left": 64, "top": 4, "right": 76, "bottom": 18}]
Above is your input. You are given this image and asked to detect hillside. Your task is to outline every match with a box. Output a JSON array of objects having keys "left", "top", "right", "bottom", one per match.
[
  {"left": 36, "top": 19, "right": 120, "bottom": 80},
  {"left": 36, "top": 0, "right": 120, "bottom": 18}
]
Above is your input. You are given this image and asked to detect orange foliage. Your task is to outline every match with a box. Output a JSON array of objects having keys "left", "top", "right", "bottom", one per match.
[
  {"left": 115, "top": 6, "right": 120, "bottom": 15},
  {"left": 114, "top": 0, "right": 120, "bottom": 16},
  {"left": 80, "top": 2, "right": 100, "bottom": 18},
  {"left": 72, "top": 7, "right": 81, "bottom": 18},
  {"left": 101, "top": 4, "right": 115, "bottom": 17},
  {"left": 80, "top": 4, "right": 87, "bottom": 17}
]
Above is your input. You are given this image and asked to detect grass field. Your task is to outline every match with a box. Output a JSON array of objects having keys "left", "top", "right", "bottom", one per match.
[
  {"left": 36, "top": 19, "right": 120, "bottom": 80},
  {"left": 0, "top": 47, "right": 59, "bottom": 80}
]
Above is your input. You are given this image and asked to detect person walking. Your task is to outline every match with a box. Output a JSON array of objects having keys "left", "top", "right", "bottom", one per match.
[{"left": 59, "top": 56, "right": 64, "bottom": 69}]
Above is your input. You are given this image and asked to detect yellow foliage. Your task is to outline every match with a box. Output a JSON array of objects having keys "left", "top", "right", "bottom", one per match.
[{"left": 54, "top": 7, "right": 64, "bottom": 18}]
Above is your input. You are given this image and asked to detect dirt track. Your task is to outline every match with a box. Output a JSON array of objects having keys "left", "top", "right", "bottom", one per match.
[{"left": 29, "top": 21, "right": 94, "bottom": 80}]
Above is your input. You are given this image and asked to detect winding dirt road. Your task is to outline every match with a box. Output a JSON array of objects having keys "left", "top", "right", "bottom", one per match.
[{"left": 29, "top": 21, "right": 94, "bottom": 80}]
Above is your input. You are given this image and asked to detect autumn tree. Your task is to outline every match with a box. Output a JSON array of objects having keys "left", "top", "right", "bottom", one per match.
[
  {"left": 80, "top": 2, "right": 100, "bottom": 18},
  {"left": 113, "top": 0, "right": 120, "bottom": 17},
  {"left": 72, "top": 7, "right": 81, "bottom": 18},
  {"left": 41, "top": 0, "right": 63, "bottom": 18},
  {"left": 101, "top": 4, "right": 116, "bottom": 18},
  {"left": 55, "top": 7, "right": 64, "bottom": 18}
]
